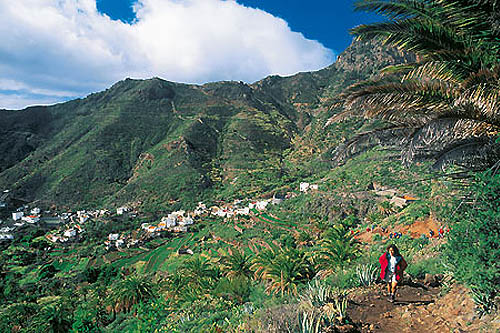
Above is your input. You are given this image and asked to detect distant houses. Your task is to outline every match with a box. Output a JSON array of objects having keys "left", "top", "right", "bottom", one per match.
[
  {"left": 372, "top": 183, "right": 418, "bottom": 208},
  {"left": 300, "top": 182, "right": 319, "bottom": 193}
]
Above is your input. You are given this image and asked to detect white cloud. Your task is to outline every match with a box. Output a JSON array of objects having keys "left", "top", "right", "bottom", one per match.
[{"left": 0, "top": 0, "right": 335, "bottom": 109}]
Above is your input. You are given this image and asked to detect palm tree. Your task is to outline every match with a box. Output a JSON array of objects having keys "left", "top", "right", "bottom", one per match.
[
  {"left": 315, "top": 225, "right": 361, "bottom": 277},
  {"left": 334, "top": 0, "right": 500, "bottom": 170},
  {"left": 219, "top": 247, "right": 254, "bottom": 280},
  {"left": 252, "top": 244, "right": 315, "bottom": 296},
  {"left": 108, "top": 274, "right": 157, "bottom": 313},
  {"left": 30, "top": 300, "right": 73, "bottom": 333}
]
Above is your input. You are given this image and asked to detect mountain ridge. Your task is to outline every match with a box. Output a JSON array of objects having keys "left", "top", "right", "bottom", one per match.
[{"left": 0, "top": 40, "right": 414, "bottom": 210}]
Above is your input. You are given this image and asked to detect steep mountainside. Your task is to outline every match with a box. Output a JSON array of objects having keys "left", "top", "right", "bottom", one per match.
[{"left": 0, "top": 40, "right": 414, "bottom": 210}]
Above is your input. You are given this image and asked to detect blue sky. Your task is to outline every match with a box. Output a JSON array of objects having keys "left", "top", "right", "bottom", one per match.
[{"left": 0, "top": 0, "right": 382, "bottom": 110}]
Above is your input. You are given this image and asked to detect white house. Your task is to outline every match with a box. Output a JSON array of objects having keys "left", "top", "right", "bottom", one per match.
[
  {"left": 256, "top": 200, "right": 269, "bottom": 210},
  {"left": 46, "top": 234, "right": 59, "bottom": 243},
  {"left": 31, "top": 207, "right": 41, "bottom": 215},
  {"left": 236, "top": 207, "right": 250, "bottom": 215},
  {"left": 161, "top": 216, "right": 176, "bottom": 228},
  {"left": 12, "top": 211, "right": 24, "bottom": 221},
  {"left": 172, "top": 210, "right": 185, "bottom": 217},
  {"left": 178, "top": 216, "right": 194, "bottom": 226},
  {"left": 22, "top": 215, "right": 40, "bottom": 224},
  {"left": 172, "top": 226, "right": 188, "bottom": 233},
  {"left": 0, "top": 234, "right": 13, "bottom": 241},
  {"left": 117, "top": 206, "right": 129, "bottom": 215},
  {"left": 108, "top": 233, "right": 119, "bottom": 241},
  {"left": 115, "top": 239, "right": 125, "bottom": 248},
  {"left": 64, "top": 229, "right": 77, "bottom": 238},
  {"left": 146, "top": 225, "right": 157, "bottom": 233},
  {"left": 300, "top": 182, "right": 310, "bottom": 192},
  {"left": 310, "top": 184, "right": 319, "bottom": 191}
]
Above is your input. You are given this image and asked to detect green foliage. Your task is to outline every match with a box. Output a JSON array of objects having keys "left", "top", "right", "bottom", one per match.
[
  {"left": 298, "top": 280, "right": 350, "bottom": 332},
  {"left": 444, "top": 170, "right": 500, "bottom": 308},
  {"left": 219, "top": 247, "right": 254, "bottom": 280},
  {"left": 213, "top": 276, "right": 252, "bottom": 305},
  {"left": 108, "top": 274, "right": 158, "bottom": 313},
  {"left": 252, "top": 244, "right": 315, "bottom": 296},
  {"left": 405, "top": 256, "right": 445, "bottom": 280},
  {"left": 356, "top": 263, "right": 378, "bottom": 286},
  {"left": 315, "top": 224, "right": 361, "bottom": 276},
  {"left": 340, "top": 0, "right": 500, "bottom": 169},
  {"left": 30, "top": 298, "right": 74, "bottom": 333}
]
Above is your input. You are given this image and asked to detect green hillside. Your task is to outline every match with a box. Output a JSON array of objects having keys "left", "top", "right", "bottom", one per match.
[{"left": 0, "top": 40, "right": 413, "bottom": 211}]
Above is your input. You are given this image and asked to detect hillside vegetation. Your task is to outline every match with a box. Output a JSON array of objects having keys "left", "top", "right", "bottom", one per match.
[{"left": 0, "top": 4, "right": 499, "bottom": 330}]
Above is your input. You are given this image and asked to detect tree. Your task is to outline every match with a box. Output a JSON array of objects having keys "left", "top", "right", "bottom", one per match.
[
  {"left": 252, "top": 244, "right": 314, "bottom": 296},
  {"left": 334, "top": 0, "right": 500, "bottom": 170},
  {"left": 315, "top": 224, "right": 361, "bottom": 277},
  {"left": 108, "top": 274, "right": 157, "bottom": 313},
  {"left": 219, "top": 247, "right": 254, "bottom": 280}
]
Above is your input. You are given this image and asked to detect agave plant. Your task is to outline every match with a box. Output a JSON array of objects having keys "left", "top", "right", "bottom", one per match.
[
  {"left": 299, "top": 280, "right": 350, "bottom": 331},
  {"left": 333, "top": 0, "right": 500, "bottom": 170},
  {"left": 356, "top": 263, "right": 378, "bottom": 287},
  {"left": 470, "top": 287, "right": 498, "bottom": 317}
]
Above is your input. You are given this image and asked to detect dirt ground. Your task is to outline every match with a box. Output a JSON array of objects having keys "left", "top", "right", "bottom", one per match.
[
  {"left": 355, "top": 215, "right": 443, "bottom": 243},
  {"left": 347, "top": 283, "right": 499, "bottom": 332}
]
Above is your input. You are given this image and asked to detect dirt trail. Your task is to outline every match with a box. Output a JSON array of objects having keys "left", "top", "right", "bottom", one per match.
[{"left": 347, "top": 283, "right": 498, "bottom": 332}]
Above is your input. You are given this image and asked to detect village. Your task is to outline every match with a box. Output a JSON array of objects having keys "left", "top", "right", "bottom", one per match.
[{"left": 0, "top": 181, "right": 440, "bottom": 252}]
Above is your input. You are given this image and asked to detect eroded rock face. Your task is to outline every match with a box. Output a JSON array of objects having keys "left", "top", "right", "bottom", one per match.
[{"left": 335, "top": 39, "right": 415, "bottom": 76}]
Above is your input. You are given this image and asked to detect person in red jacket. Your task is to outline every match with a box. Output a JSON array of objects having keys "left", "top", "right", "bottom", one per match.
[{"left": 379, "top": 244, "right": 407, "bottom": 302}]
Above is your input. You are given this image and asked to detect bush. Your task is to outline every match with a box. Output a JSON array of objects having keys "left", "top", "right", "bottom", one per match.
[
  {"left": 444, "top": 170, "right": 500, "bottom": 308},
  {"left": 406, "top": 256, "right": 445, "bottom": 280}
]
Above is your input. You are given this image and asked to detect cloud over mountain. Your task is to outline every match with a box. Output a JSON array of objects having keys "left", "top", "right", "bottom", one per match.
[{"left": 0, "top": 0, "right": 334, "bottom": 109}]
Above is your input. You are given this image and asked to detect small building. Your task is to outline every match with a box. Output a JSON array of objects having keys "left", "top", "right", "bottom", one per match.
[
  {"left": 79, "top": 215, "right": 89, "bottom": 223},
  {"left": 0, "top": 234, "right": 14, "bottom": 241},
  {"left": 172, "top": 226, "right": 188, "bottom": 233},
  {"left": 108, "top": 233, "right": 119, "bottom": 241},
  {"left": 255, "top": 200, "right": 269, "bottom": 210},
  {"left": 309, "top": 184, "right": 319, "bottom": 191},
  {"left": 46, "top": 234, "right": 59, "bottom": 243},
  {"left": 300, "top": 182, "right": 310, "bottom": 192},
  {"left": 115, "top": 239, "right": 125, "bottom": 248},
  {"left": 64, "top": 229, "right": 77, "bottom": 238},
  {"left": 178, "top": 216, "right": 194, "bottom": 226},
  {"left": 146, "top": 226, "right": 157, "bottom": 233},
  {"left": 162, "top": 216, "right": 176, "bottom": 228},
  {"left": 390, "top": 195, "right": 418, "bottom": 208},
  {"left": 31, "top": 207, "right": 41, "bottom": 215},
  {"left": 236, "top": 207, "right": 250, "bottom": 215},
  {"left": 22, "top": 215, "right": 40, "bottom": 224},
  {"left": 117, "top": 206, "right": 129, "bottom": 215},
  {"left": 12, "top": 211, "right": 24, "bottom": 221}
]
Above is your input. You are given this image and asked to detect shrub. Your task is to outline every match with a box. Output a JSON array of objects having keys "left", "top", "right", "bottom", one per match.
[{"left": 444, "top": 169, "right": 500, "bottom": 313}]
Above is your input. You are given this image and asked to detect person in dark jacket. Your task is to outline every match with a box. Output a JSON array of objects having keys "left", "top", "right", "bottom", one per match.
[{"left": 379, "top": 244, "right": 407, "bottom": 302}]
